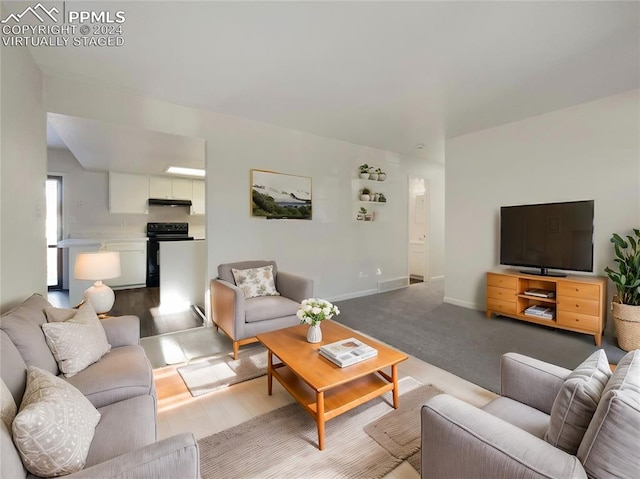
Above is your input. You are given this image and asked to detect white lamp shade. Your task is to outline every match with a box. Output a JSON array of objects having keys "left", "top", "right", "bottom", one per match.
[{"left": 74, "top": 252, "right": 121, "bottom": 281}]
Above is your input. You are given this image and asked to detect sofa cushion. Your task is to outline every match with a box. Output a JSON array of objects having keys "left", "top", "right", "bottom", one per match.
[
  {"left": 218, "top": 260, "right": 278, "bottom": 285},
  {"left": 232, "top": 265, "right": 280, "bottom": 299},
  {"left": 577, "top": 349, "right": 640, "bottom": 479},
  {"left": 42, "top": 302, "right": 111, "bottom": 378},
  {"left": 64, "top": 345, "right": 154, "bottom": 409},
  {"left": 85, "top": 395, "right": 157, "bottom": 468},
  {"left": 0, "top": 331, "right": 28, "bottom": 409},
  {"left": 482, "top": 396, "right": 550, "bottom": 439},
  {"left": 1, "top": 420, "right": 26, "bottom": 479},
  {"left": 12, "top": 367, "right": 100, "bottom": 478},
  {"left": 1, "top": 378, "right": 17, "bottom": 429},
  {"left": 0, "top": 294, "right": 58, "bottom": 375},
  {"left": 545, "top": 349, "right": 611, "bottom": 455},
  {"left": 245, "top": 296, "right": 300, "bottom": 323}
]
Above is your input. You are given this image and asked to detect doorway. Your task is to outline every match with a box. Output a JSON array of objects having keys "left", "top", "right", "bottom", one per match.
[
  {"left": 46, "top": 175, "right": 63, "bottom": 290},
  {"left": 408, "top": 176, "right": 428, "bottom": 284}
]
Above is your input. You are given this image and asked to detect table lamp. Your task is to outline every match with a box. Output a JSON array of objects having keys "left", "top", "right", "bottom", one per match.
[{"left": 74, "top": 251, "right": 121, "bottom": 314}]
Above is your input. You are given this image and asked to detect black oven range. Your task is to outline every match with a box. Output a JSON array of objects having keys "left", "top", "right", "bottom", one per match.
[{"left": 146, "top": 222, "right": 194, "bottom": 287}]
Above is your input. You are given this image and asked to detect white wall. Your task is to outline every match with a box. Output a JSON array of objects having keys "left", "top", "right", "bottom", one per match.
[
  {"left": 43, "top": 76, "right": 423, "bottom": 300},
  {"left": 445, "top": 90, "right": 640, "bottom": 310},
  {"left": 47, "top": 148, "right": 206, "bottom": 239},
  {"left": 0, "top": 42, "right": 47, "bottom": 312}
]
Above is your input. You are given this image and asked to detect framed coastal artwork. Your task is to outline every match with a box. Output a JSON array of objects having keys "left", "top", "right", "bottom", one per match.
[{"left": 250, "top": 169, "right": 312, "bottom": 220}]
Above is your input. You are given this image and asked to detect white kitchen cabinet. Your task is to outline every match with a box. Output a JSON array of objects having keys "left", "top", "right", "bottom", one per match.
[
  {"left": 191, "top": 180, "right": 205, "bottom": 215},
  {"left": 109, "top": 172, "right": 150, "bottom": 214},
  {"left": 149, "top": 176, "right": 192, "bottom": 200},
  {"left": 103, "top": 242, "right": 147, "bottom": 288}
]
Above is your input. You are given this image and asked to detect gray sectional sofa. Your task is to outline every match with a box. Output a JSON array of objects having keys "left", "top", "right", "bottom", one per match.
[{"left": 0, "top": 294, "right": 200, "bottom": 479}]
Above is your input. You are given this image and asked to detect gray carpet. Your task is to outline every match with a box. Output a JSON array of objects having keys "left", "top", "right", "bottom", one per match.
[{"left": 335, "top": 279, "right": 626, "bottom": 393}]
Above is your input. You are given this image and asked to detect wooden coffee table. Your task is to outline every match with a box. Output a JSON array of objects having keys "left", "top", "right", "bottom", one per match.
[{"left": 256, "top": 320, "right": 408, "bottom": 450}]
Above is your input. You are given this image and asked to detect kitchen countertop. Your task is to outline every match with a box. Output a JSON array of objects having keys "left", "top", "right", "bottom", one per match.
[{"left": 57, "top": 237, "right": 148, "bottom": 247}]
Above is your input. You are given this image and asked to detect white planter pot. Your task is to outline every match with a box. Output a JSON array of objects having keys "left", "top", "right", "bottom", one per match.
[
  {"left": 378, "top": 173, "right": 386, "bottom": 181},
  {"left": 360, "top": 194, "right": 370, "bottom": 201},
  {"left": 369, "top": 173, "right": 379, "bottom": 181},
  {"left": 359, "top": 173, "right": 369, "bottom": 179}
]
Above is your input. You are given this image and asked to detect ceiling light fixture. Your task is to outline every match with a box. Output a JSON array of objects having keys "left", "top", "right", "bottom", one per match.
[{"left": 165, "top": 166, "right": 206, "bottom": 177}]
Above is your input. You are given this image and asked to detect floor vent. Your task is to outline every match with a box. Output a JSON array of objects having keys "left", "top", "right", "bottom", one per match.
[{"left": 378, "top": 277, "right": 409, "bottom": 292}]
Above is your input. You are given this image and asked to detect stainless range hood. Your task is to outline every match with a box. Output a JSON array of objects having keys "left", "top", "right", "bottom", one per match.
[{"left": 148, "top": 198, "right": 193, "bottom": 207}]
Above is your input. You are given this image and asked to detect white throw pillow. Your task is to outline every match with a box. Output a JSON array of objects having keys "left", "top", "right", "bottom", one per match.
[
  {"left": 12, "top": 367, "right": 101, "bottom": 477},
  {"left": 232, "top": 265, "right": 280, "bottom": 299},
  {"left": 42, "top": 302, "right": 111, "bottom": 377},
  {"left": 0, "top": 378, "right": 17, "bottom": 430}
]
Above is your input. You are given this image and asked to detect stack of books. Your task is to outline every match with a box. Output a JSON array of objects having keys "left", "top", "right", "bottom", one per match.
[
  {"left": 524, "top": 289, "right": 555, "bottom": 298},
  {"left": 319, "top": 338, "right": 378, "bottom": 367},
  {"left": 524, "top": 305, "right": 555, "bottom": 320}
]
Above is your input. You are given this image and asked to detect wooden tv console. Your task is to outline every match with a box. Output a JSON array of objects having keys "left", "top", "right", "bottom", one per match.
[{"left": 486, "top": 270, "right": 607, "bottom": 346}]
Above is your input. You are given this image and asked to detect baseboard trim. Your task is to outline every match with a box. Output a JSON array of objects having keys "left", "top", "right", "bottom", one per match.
[
  {"left": 443, "top": 296, "right": 484, "bottom": 311},
  {"left": 328, "top": 289, "right": 379, "bottom": 302}
]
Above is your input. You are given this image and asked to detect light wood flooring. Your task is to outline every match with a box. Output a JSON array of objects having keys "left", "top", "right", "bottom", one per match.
[{"left": 152, "top": 327, "right": 497, "bottom": 478}]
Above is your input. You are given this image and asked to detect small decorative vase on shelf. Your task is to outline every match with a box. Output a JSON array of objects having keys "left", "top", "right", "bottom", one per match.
[{"left": 307, "top": 324, "right": 322, "bottom": 343}]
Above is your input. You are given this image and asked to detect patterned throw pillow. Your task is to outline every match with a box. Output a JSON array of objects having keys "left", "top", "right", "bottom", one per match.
[
  {"left": 231, "top": 265, "right": 280, "bottom": 299},
  {"left": 544, "top": 349, "right": 612, "bottom": 455},
  {"left": 42, "top": 302, "right": 111, "bottom": 378},
  {"left": 12, "top": 367, "right": 101, "bottom": 477}
]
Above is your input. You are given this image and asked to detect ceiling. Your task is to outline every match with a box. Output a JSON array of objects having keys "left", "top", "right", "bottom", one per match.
[{"left": 21, "top": 1, "right": 639, "bottom": 171}]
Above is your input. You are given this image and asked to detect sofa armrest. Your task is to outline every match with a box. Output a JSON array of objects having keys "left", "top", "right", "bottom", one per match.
[
  {"left": 501, "top": 353, "right": 571, "bottom": 415},
  {"left": 68, "top": 433, "right": 199, "bottom": 479},
  {"left": 276, "top": 271, "right": 314, "bottom": 303},
  {"left": 100, "top": 315, "right": 140, "bottom": 348},
  {"left": 421, "top": 394, "right": 587, "bottom": 479},
  {"left": 211, "top": 279, "right": 245, "bottom": 339}
]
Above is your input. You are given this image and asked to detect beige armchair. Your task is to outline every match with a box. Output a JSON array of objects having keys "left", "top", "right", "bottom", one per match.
[
  {"left": 211, "top": 260, "right": 314, "bottom": 359},
  {"left": 420, "top": 350, "right": 640, "bottom": 479}
]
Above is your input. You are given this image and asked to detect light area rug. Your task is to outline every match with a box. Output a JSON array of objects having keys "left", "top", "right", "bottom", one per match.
[
  {"left": 177, "top": 346, "right": 268, "bottom": 397},
  {"left": 198, "top": 377, "right": 443, "bottom": 479}
]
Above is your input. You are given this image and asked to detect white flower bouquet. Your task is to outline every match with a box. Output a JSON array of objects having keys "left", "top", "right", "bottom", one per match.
[{"left": 296, "top": 298, "right": 340, "bottom": 326}]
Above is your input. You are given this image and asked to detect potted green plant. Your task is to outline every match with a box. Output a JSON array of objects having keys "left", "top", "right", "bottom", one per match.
[
  {"left": 378, "top": 193, "right": 387, "bottom": 203},
  {"left": 604, "top": 228, "right": 640, "bottom": 351},
  {"left": 376, "top": 168, "right": 386, "bottom": 181},
  {"left": 357, "top": 206, "right": 367, "bottom": 220},
  {"left": 360, "top": 188, "right": 371, "bottom": 201},
  {"left": 358, "top": 164, "right": 370, "bottom": 179},
  {"left": 368, "top": 167, "right": 379, "bottom": 181}
]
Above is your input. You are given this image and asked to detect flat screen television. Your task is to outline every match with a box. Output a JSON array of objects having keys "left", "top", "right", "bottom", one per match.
[{"left": 500, "top": 200, "right": 594, "bottom": 276}]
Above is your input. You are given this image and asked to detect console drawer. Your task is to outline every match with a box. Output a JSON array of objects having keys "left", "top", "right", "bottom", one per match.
[
  {"left": 487, "top": 274, "right": 516, "bottom": 290},
  {"left": 557, "top": 297, "right": 599, "bottom": 316},
  {"left": 557, "top": 311, "right": 600, "bottom": 332},
  {"left": 487, "top": 298, "right": 517, "bottom": 315},
  {"left": 558, "top": 282, "right": 600, "bottom": 300},
  {"left": 487, "top": 286, "right": 516, "bottom": 303}
]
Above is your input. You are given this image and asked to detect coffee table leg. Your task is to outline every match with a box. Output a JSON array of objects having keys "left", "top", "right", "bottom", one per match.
[
  {"left": 317, "top": 391, "right": 325, "bottom": 450},
  {"left": 392, "top": 364, "right": 399, "bottom": 409},
  {"left": 267, "top": 351, "right": 273, "bottom": 396}
]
